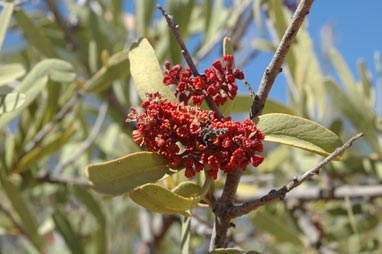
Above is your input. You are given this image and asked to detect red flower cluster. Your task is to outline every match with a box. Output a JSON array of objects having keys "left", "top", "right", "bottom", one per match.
[
  {"left": 162, "top": 55, "right": 245, "bottom": 107},
  {"left": 127, "top": 93, "right": 264, "bottom": 179}
]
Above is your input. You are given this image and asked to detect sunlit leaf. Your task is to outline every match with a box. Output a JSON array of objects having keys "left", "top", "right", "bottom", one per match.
[
  {"left": 129, "top": 176, "right": 212, "bottom": 215},
  {"left": 86, "top": 152, "right": 180, "bottom": 196},
  {"left": 129, "top": 38, "right": 176, "bottom": 102},
  {"left": 172, "top": 181, "right": 201, "bottom": 197},
  {"left": 325, "top": 79, "right": 381, "bottom": 154},
  {"left": 255, "top": 113, "right": 343, "bottom": 157},
  {"left": 252, "top": 39, "right": 276, "bottom": 52},
  {"left": 0, "top": 64, "right": 26, "bottom": 86},
  {"left": 136, "top": 0, "right": 155, "bottom": 36},
  {"left": 129, "top": 183, "right": 196, "bottom": 215},
  {"left": 0, "top": 59, "right": 75, "bottom": 128},
  {"left": 85, "top": 51, "right": 130, "bottom": 93},
  {"left": 0, "top": 93, "right": 26, "bottom": 114},
  {"left": 0, "top": 2, "right": 14, "bottom": 52},
  {"left": 14, "top": 10, "right": 58, "bottom": 58}
]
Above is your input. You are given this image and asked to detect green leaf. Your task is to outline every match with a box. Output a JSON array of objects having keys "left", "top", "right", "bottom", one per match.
[
  {"left": 251, "top": 210, "right": 302, "bottom": 246},
  {"left": 52, "top": 208, "right": 84, "bottom": 254},
  {"left": 358, "top": 59, "right": 374, "bottom": 108},
  {"left": 181, "top": 216, "right": 191, "bottom": 254},
  {"left": 219, "top": 37, "right": 235, "bottom": 116},
  {"left": 0, "top": 93, "right": 26, "bottom": 114},
  {"left": 15, "top": 127, "right": 75, "bottom": 173},
  {"left": 129, "top": 38, "right": 176, "bottom": 102},
  {"left": 0, "top": 59, "right": 76, "bottom": 129},
  {"left": 129, "top": 183, "right": 195, "bottom": 215},
  {"left": 255, "top": 113, "right": 343, "bottom": 157},
  {"left": 0, "top": 2, "right": 14, "bottom": 52},
  {"left": 252, "top": 39, "right": 276, "bottom": 52},
  {"left": 206, "top": 248, "right": 263, "bottom": 254},
  {"left": 231, "top": 94, "right": 296, "bottom": 115},
  {"left": 136, "top": 0, "right": 155, "bottom": 36},
  {"left": 14, "top": 10, "right": 58, "bottom": 58},
  {"left": 86, "top": 152, "right": 180, "bottom": 196},
  {"left": 172, "top": 181, "right": 201, "bottom": 197},
  {"left": 1, "top": 180, "right": 43, "bottom": 251},
  {"left": 85, "top": 51, "right": 130, "bottom": 93},
  {"left": 72, "top": 185, "right": 106, "bottom": 227},
  {"left": 129, "top": 176, "right": 212, "bottom": 215},
  {"left": 325, "top": 79, "right": 381, "bottom": 154},
  {"left": 0, "top": 63, "right": 26, "bottom": 86},
  {"left": 329, "top": 48, "right": 361, "bottom": 106}
]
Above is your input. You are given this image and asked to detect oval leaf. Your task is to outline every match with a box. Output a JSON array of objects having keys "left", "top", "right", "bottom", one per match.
[
  {"left": 129, "top": 38, "right": 176, "bottom": 102},
  {"left": 14, "top": 10, "right": 58, "bottom": 58},
  {"left": 0, "top": 2, "right": 14, "bottom": 52},
  {"left": 0, "top": 63, "right": 26, "bottom": 86},
  {"left": 53, "top": 208, "right": 84, "bottom": 254},
  {"left": 85, "top": 51, "right": 130, "bottom": 93},
  {"left": 129, "top": 183, "right": 199, "bottom": 215},
  {"left": 172, "top": 181, "right": 202, "bottom": 197},
  {"left": 0, "top": 59, "right": 76, "bottom": 128},
  {"left": 86, "top": 152, "right": 180, "bottom": 196},
  {"left": 0, "top": 93, "right": 26, "bottom": 114},
  {"left": 129, "top": 176, "right": 212, "bottom": 215},
  {"left": 255, "top": 113, "right": 343, "bottom": 157},
  {"left": 232, "top": 94, "right": 296, "bottom": 115}
]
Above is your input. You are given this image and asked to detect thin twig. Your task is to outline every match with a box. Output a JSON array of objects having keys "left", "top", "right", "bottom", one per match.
[
  {"left": 156, "top": 4, "right": 223, "bottom": 118},
  {"left": 156, "top": 4, "right": 199, "bottom": 76},
  {"left": 45, "top": 0, "right": 79, "bottom": 50},
  {"left": 228, "top": 133, "right": 364, "bottom": 218},
  {"left": 36, "top": 172, "right": 90, "bottom": 187},
  {"left": 243, "top": 79, "right": 256, "bottom": 99},
  {"left": 250, "top": 0, "right": 315, "bottom": 119},
  {"left": 236, "top": 184, "right": 382, "bottom": 202},
  {"left": 53, "top": 102, "right": 108, "bottom": 173},
  {"left": 23, "top": 91, "right": 83, "bottom": 154}
]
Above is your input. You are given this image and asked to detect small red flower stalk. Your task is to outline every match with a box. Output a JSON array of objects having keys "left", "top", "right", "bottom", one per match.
[{"left": 126, "top": 56, "right": 264, "bottom": 179}]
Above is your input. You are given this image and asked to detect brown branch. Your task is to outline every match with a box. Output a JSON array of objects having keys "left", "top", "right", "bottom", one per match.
[
  {"left": 210, "top": 168, "right": 243, "bottom": 249},
  {"left": 156, "top": 4, "right": 223, "bottom": 118},
  {"left": 228, "top": 133, "right": 364, "bottom": 218},
  {"left": 250, "top": 0, "right": 315, "bottom": 119},
  {"left": 237, "top": 184, "right": 382, "bottom": 202},
  {"left": 45, "top": 0, "right": 79, "bottom": 50}
]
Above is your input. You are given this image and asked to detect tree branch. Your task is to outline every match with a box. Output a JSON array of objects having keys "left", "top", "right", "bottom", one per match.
[
  {"left": 250, "top": 0, "right": 315, "bottom": 119},
  {"left": 53, "top": 102, "right": 108, "bottom": 173},
  {"left": 156, "top": 4, "right": 223, "bottom": 118},
  {"left": 237, "top": 184, "right": 382, "bottom": 202},
  {"left": 228, "top": 133, "right": 364, "bottom": 218}
]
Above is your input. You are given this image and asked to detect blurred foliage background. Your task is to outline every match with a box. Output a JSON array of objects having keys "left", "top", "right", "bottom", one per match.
[{"left": 0, "top": 0, "right": 381, "bottom": 253}]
